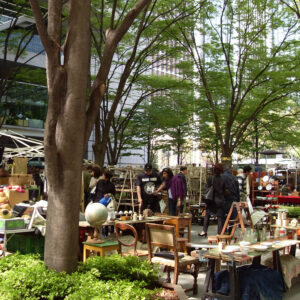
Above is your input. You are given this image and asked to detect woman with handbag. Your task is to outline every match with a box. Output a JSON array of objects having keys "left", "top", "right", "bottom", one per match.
[{"left": 199, "top": 163, "right": 226, "bottom": 236}]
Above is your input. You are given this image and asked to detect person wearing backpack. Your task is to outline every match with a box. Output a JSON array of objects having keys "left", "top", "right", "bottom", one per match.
[
  {"left": 222, "top": 167, "right": 240, "bottom": 215},
  {"left": 199, "top": 163, "right": 226, "bottom": 236}
]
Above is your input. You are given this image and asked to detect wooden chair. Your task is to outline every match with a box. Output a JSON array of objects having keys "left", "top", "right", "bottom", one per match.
[
  {"left": 115, "top": 223, "right": 148, "bottom": 257},
  {"left": 146, "top": 223, "right": 200, "bottom": 295}
]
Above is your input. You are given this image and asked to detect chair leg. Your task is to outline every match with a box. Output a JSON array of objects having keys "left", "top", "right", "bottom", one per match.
[
  {"left": 167, "top": 267, "right": 171, "bottom": 283},
  {"left": 174, "top": 266, "right": 179, "bottom": 285},
  {"left": 193, "top": 263, "right": 200, "bottom": 295}
]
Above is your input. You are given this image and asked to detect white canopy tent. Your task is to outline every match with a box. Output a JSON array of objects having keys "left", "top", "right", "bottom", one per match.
[{"left": 0, "top": 130, "right": 44, "bottom": 159}]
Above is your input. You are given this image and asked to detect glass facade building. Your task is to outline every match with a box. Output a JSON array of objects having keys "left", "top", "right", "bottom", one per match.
[{"left": 1, "top": 81, "right": 47, "bottom": 129}]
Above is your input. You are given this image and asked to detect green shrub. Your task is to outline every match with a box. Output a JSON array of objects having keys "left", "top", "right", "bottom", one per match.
[
  {"left": 0, "top": 253, "right": 160, "bottom": 300},
  {"left": 279, "top": 206, "right": 300, "bottom": 219},
  {"left": 78, "top": 254, "right": 160, "bottom": 286}
]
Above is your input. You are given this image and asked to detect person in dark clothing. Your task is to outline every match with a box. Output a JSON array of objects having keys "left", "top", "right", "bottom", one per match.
[
  {"left": 199, "top": 163, "right": 226, "bottom": 236},
  {"left": 222, "top": 168, "right": 240, "bottom": 214},
  {"left": 155, "top": 168, "right": 186, "bottom": 216},
  {"left": 94, "top": 170, "right": 116, "bottom": 202},
  {"left": 178, "top": 166, "right": 187, "bottom": 194},
  {"left": 177, "top": 166, "right": 188, "bottom": 213},
  {"left": 83, "top": 165, "right": 93, "bottom": 209},
  {"left": 136, "top": 163, "right": 162, "bottom": 213},
  {"left": 32, "top": 167, "right": 44, "bottom": 200}
]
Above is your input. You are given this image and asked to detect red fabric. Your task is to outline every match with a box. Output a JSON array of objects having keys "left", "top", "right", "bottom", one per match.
[{"left": 278, "top": 196, "right": 300, "bottom": 204}]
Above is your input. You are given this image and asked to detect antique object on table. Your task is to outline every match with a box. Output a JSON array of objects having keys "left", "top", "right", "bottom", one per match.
[
  {"left": 290, "top": 218, "right": 298, "bottom": 227},
  {"left": 85, "top": 203, "right": 108, "bottom": 244},
  {"left": 143, "top": 208, "right": 154, "bottom": 218}
]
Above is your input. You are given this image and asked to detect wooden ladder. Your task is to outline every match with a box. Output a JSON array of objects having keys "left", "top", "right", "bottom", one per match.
[{"left": 217, "top": 202, "right": 254, "bottom": 244}]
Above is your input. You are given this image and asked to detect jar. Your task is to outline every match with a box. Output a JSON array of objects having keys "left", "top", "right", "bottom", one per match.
[
  {"left": 279, "top": 227, "right": 287, "bottom": 237},
  {"left": 132, "top": 212, "right": 137, "bottom": 221},
  {"left": 275, "top": 227, "right": 281, "bottom": 238},
  {"left": 218, "top": 242, "right": 225, "bottom": 251}
]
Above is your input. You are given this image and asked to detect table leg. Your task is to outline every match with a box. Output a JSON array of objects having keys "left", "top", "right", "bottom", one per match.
[
  {"left": 252, "top": 255, "right": 261, "bottom": 266},
  {"left": 289, "top": 244, "right": 296, "bottom": 257},
  {"left": 3, "top": 232, "right": 6, "bottom": 257},
  {"left": 273, "top": 250, "right": 286, "bottom": 292},
  {"left": 100, "top": 248, "right": 104, "bottom": 258},
  {"left": 202, "top": 258, "right": 215, "bottom": 299},
  {"left": 83, "top": 246, "right": 87, "bottom": 263},
  {"left": 229, "top": 262, "right": 240, "bottom": 300}
]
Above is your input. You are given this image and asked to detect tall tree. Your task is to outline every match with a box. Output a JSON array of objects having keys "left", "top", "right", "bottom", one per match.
[
  {"left": 173, "top": 0, "right": 300, "bottom": 166},
  {"left": 29, "top": 0, "right": 151, "bottom": 273},
  {"left": 91, "top": 0, "right": 200, "bottom": 166},
  {"left": 0, "top": 0, "right": 45, "bottom": 128}
]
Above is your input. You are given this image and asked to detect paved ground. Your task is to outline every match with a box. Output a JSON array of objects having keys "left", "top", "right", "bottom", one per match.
[{"left": 160, "top": 223, "right": 300, "bottom": 300}]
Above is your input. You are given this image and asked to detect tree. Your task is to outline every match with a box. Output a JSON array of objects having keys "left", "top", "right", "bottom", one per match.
[
  {"left": 121, "top": 77, "right": 195, "bottom": 166},
  {"left": 0, "top": 0, "right": 45, "bottom": 128},
  {"left": 29, "top": 0, "right": 151, "bottom": 273},
  {"left": 173, "top": 0, "right": 300, "bottom": 166},
  {"left": 280, "top": 0, "right": 300, "bottom": 19},
  {"left": 91, "top": 0, "right": 200, "bottom": 166}
]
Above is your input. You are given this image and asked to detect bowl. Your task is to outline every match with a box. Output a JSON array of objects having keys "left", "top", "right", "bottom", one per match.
[
  {"left": 252, "top": 245, "right": 268, "bottom": 252},
  {"left": 221, "top": 245, "right": 240, "bottom": 254},
  {"left": 260, "top": 242, "right": 272, "bottom": 248},
  {"left": 234, "top": 251, "right": 244, "bottom": 257},
  {"left": 239, "top": 241, "right": 250, "bottom": 247}
]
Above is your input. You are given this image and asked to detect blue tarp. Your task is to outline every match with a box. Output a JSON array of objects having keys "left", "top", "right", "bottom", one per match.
[{"left": 213, "top": 264, "right": 284, "bottom": 300}]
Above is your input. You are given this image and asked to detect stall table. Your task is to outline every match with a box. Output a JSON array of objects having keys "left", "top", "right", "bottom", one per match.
[
  {"left": 0, "top": 228, "right": 35, "bottom": 257},
  {"left": 117, "top": 216, "right": 172, "bottom": 243},
  {"left": 278, "top": 196, "right": 300, "bottom": 205},
  {"left": 201, "top": 239, "right": 300, "bottom": 300}
]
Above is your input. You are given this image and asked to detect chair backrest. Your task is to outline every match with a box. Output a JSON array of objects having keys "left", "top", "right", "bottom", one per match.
[
  {"left": 115, "top": 223, "right": 138, "bottom": 256},
  {"left": 145, "top": 223, "right": 178, "bottom": 261}
]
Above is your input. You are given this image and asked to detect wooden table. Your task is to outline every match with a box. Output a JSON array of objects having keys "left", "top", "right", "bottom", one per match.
[
  {"left": 117, "top": 216, "right": 172, "bottom": 243},
  {"left": 201, "top": 239, "right": 300, "bottom": 300},
  {"left": 189, "top": 204, "right": 206, "bottom": 224},
  {"left": 163, "top": 215, "right": 192, "bottom": 242},
  {"left": 0, "top": 228, "right": 35, "bottom": 257},
  {"left": 83, "top": 240, "right": 119, "bottom": 262}
]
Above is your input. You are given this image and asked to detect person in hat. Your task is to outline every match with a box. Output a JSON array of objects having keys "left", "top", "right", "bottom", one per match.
[{"left": 136, "top": 163, "right": 162, "bottom": 213}]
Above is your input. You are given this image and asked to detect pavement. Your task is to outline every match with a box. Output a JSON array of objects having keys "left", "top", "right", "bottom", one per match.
[{"left": 159, "top": 223, "right": 300, "bottom": 300}]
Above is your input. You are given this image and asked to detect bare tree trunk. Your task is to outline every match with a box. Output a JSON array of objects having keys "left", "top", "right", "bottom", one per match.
[
  {"left": 254, "top": 119, "right": 259, "bottom": 165},
  {"left": 30, "top": 0, "right": 152, "bottom": 273},
  {"left": 92, "top": 114, "right": 105, "bottom": 166},
  {"left": 30, "top": 0, "right": 91, "bottom": 273}
]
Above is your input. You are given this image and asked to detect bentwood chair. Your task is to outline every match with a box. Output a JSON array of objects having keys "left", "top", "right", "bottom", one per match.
[
  {"left": 115, "top": 223, "right": 148, "bottom": 257},
  {"left": 146, "top": 223, "right": 200, "bottom": 295}
]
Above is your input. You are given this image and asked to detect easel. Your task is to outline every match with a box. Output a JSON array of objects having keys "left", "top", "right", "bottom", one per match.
[{"left": 217, "top": 202, "right": 254, "bottom": 244}]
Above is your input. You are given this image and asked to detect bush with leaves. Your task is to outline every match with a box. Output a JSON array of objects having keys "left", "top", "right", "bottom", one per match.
[
  {"left": 78, "top": 254, "right": 160, "bottom": 286},
  {"left": 0, "top": 253, "right": 160, "bottom": 300}
]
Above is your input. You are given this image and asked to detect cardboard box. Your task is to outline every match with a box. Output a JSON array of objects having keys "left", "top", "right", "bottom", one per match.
[
  {"left": 0, "top": 177, "right": 9, "bottom": 185},
  {"left": 8, "top": 174, "right": 33, "bottom": 186},
  {"left": 0, "top": 217, "right": 25, "bottom": 230},
  {"left": 4, "top": 189, "right": 29, "bottom": 207}
]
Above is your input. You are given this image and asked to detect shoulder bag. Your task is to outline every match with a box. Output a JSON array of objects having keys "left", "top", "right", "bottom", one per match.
[{"left": 202, "top": 176, "right": 214, "bottom": 204}]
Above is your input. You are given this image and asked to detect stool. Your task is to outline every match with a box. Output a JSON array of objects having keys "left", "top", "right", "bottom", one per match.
[
  {"left": 208, "top": 236, "right": 218, "bottom": 244},
  {"left": 83, "top": 241, "right": 119, "bottom": 263}
]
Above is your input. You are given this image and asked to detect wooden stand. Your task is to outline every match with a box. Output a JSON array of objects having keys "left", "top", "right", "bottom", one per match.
[
  {"left": 217, "top": 202, "right": 254, "bottom": 244},
  {"left": 83, "top": 241, "right": 119, "bottom": 263}
]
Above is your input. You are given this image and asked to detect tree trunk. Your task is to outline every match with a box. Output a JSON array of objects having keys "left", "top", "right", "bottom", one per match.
[
  {"left": 30, "top": 0, "right": 152, "bottom": 273},
  {"left": 93, "top": 117, "right": 112, "bottom": 167},
  {"left": 254, "top": 119, "right": 259, "bottom": 165},
  {"left": 92, "top": 114, "right": 105, "bottom": 166},
  {"left": 221, "top": 148, "right": 233, "bottom": 170}
]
